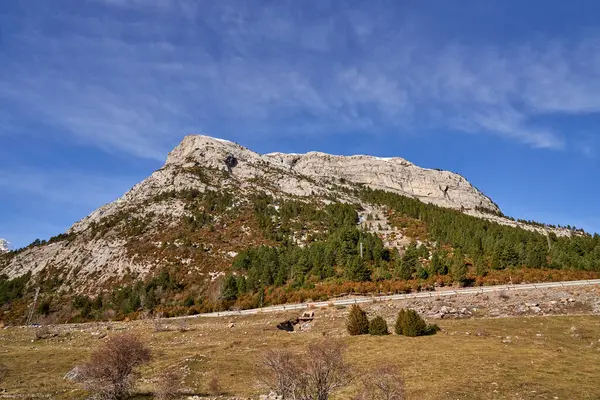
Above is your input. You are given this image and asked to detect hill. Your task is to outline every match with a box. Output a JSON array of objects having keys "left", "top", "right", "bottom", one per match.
[{"left": 0, "top": 135, "right": 598, "bottom": 324}]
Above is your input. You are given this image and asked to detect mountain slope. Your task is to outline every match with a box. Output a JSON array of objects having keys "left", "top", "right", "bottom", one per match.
[
  {"left": 1, "top": 135, "right": 598, "bottom": 324},
  {"left": 1, "top": 135, "right": 499, "bottom": 282}
]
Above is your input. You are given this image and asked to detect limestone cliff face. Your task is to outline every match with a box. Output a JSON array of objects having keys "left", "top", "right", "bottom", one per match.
[
  {"left": 89, "top": 135, "right": 498, "bottom": 216},
  {"left": 263, "top": 151, "right": 499, "bottom": 213},
  {"left": 0, "top": 135, "right": 504, "bottom": 284}
]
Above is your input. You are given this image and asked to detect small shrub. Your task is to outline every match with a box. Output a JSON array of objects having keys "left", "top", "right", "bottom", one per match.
[
  {"left": 208, "top": 376, "right": 222, "bottom": 395},
  {"left": 347, "top": 304, "right": 369, "bottom": 336},
  {"left": 262, "top": 339, "right": 351, "bottom": 400},
  {"left": 78, "top": 333, "right": 151, "bottom": 400},
  {"left": 394, "top": 309, "right": 407, "bottom": 335},
  {"left": 394, "top": 309, "right": 434, "bottom": 337},
  {"left": 425, "top": 323, "right": 440, "bottom": 335},
  {"left": 154, "top": 367, "right": 183, "bottom": 400},
  {"left": 360, "top": 364, "right": 405, "bottom": 400},
  {"left": 0, "top": 363, "right": 8, "bottom": 383},
  {"left": 498, "top": 290, "right": 510, "bottom": 300},
  {"left": 369, "top": 316, "right": 389, "bottom": 336},
  {"left": 153, "top": 316, "right": 168, "bottom": 332},
  {"left": 38, "top": 299, "right": 52, "bottom": 315},
  {"left": 183, "top": 296, "right": 195, "bottom": 307},
  {"left": 177, "top": 319, "right": 189, "bottom": 333}
]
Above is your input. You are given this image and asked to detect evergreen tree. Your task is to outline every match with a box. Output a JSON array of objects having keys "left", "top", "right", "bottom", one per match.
[
  {"left": 368, "top": 316, "right": 389, "bottom": 335},
  {"left": 345, "top": 257, "right": 371, "bottom": 282},
  {"left": 394, "top": 309, "right": 406, "bottom": 335},
  {"left": 395, "top": 309, "right": 427, "bottom": 337},
  {"left": 450, "top": 250, "right": 467, "bottom": 285},
  {"left": 346, "top": 304, "right": 369, "bottom": 335},
  {"left": 221, "top": 275, "right": 238, "bottom": 301},
  {"left": 430, "top": 250, "right": 448, "bottom": 275}
]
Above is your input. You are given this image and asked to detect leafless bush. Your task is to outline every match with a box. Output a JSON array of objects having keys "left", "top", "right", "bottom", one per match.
[
  {"left": 0, "top": 363, "right": 8, "bottom": 383},
  {"left": 153, "top": 316, "right": 168, "bottom": 332},
  {"left": 208, "top": 376, "right": 222, "bottom": 396},
  {"left": 154, "top": 367, "right": 183, "bottom": 400},
  {"left": 78, "top": 333, "right": 151, "bottom": 400},
  {"left": 497, "top": 290, "right": 510, "bottom": 300},
  {"left": 262, "top": 339, "right": 352, "bottom": 400},
  {"left": 262, "top": 349, "right": 300, "bottom": 398},
  {"left": 177, "top": 319, "right": 189, "bottom": 333},
  {"left": 359, "top": 365, "right": 404, "bottom": 400}
]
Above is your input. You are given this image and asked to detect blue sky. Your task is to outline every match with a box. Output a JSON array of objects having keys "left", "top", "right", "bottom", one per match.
[{"left": 1, "top": 0, "right": 599, "bottom": 249}]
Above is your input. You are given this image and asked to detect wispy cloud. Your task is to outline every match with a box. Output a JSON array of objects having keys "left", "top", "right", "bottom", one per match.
[
  {"left": 0, "top": 169, "right": 138, "bottom": 208},
  {"left": 0, "top": 168, "right": 141, "bottom": 247},
  {"left": 1, "top": 1, "right": 599, "bottom": 157}
]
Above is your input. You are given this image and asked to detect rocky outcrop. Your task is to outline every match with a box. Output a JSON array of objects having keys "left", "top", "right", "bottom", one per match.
[
  {"left": 71, "top": 135, "right": 499, "bottom": 234},
  {"left": 264, "top": 151, "right": 499, "bottom": 212}
]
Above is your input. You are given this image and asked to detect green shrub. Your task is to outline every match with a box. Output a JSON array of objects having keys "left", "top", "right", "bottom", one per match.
[
  {"left": 368, "top": 316, "right": 389, "bottom": 335},
  {"left": 346, "top": 304, "right": 369, "bottom": 336},
  {"left": 394, "top": 308, "right": 435, "bottom": 337},
  {"left": 425, "top": 323, "right": 441, "bottom": 335},
  {"left": 394, "top": 309, "right": 407, "bottom": 335},
  {"left": 183, "top": 296, "right": 195, "bottom": 307}
]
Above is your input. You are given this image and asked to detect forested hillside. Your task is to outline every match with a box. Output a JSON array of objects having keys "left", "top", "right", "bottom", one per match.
[{"left": 1, "top": 136, "right": 599, "bottom": 325}]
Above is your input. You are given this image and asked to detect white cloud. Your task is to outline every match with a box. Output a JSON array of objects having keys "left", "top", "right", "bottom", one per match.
[
  {"left": 1, "top": 3, "right": 599, "bottom": 157},
  {"left": 0, "top": 169, "right": 138, "bottom": 208}
]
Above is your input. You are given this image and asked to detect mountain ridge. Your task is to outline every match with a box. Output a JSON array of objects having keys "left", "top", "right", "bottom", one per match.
[
  {"left": 2, "top": 134, "right": 597, "bottom": 326},
  {"left": 0, "top": 134, "right": 574, "bottom": 284}
]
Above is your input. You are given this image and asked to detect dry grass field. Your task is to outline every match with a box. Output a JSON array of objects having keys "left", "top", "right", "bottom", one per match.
[{"left": 1, "top": 305, "right": 600, "bottom": 400}]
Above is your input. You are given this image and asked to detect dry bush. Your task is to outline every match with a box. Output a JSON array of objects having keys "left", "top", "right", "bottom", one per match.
[
  {"left": 262, "top": 349, "right": 300, "bottom": 398},
  {"left": 177, "top": 319, "right": 189, "bottom": 333},
  {"left": 153, "top": 316, "right": 169, "bottom": 332},
  {"left": 262, "top": 339, "right": 352, "bottom": 400},
  {"left": 154, "top": 367, "right": 183, "bottom": 400},
  {"left": 78, "top": 333, "right": 151, "bottom": 400},
  {"left": 359, "top": 365, "right": 404, "bottom": 400},
  {"left": 497, "top": 290, "right": 510, "bottom": 300},
  {"left": 208, "top": 376, "right": 222, "bottom": 395},
  {"left": 0, "top": 363, "right": 8, "bottom": 383}
]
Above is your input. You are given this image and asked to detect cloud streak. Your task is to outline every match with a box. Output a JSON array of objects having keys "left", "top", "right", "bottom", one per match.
[
  {"left": 1, "top": 1, "right": 599, "bottom": 158},
  {"left": 0, "top": 169, "right": 138, "bottom": 208}
]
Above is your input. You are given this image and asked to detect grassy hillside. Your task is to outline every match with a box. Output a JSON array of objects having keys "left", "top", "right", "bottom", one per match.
[{"left": 1, "top": 310, "right": 600, "bottom": 399}]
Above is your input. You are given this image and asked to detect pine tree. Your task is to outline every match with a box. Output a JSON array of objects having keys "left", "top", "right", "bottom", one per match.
[
  {"left": 395, "top": 308, "right": 427, "bottom": 337},
  {"left": 450, "top": 250, "right": 467, "bottom": 285},
  {"left": 346, "top": 304, "right": 369, "bottom": 335},
  {"left": 368, "top": 316, "right": 389, "bottom": 335},
  {"left": 394, "top": 309, "right": 406, "bottom": 335},
  {"left": 221, "top": 275, "right": 238, "bottom": 301},
  {"left": 345, "top": 257, "right": 371, "bottom": 282}
]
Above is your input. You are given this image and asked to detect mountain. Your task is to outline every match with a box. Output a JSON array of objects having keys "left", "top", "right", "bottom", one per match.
[
  {"left": 0, "top": 239, "right": 8, "bottom": 254},
  {"left": 1, "top": 135, "right": 598, "bottom": 323},
  {"left": 1, "top": 135, "right": 499, "bottom": 282}
]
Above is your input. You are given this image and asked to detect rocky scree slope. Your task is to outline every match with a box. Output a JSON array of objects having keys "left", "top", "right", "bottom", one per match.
[{"left": 0, "top": 135, "right": 517, "bottom": 289}]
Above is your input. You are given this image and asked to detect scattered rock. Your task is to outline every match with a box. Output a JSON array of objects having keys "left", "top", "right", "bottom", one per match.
[{"left": 64, "top": 366, "right": 83, "bottom": 382}]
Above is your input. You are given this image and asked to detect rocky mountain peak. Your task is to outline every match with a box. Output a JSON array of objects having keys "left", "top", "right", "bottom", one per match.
[
  {"left": 164, "top": 135, "right": 500, "bottom": 213},
  {"left": 0, "top": 239, "right": 9, "bottom": 254}
]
